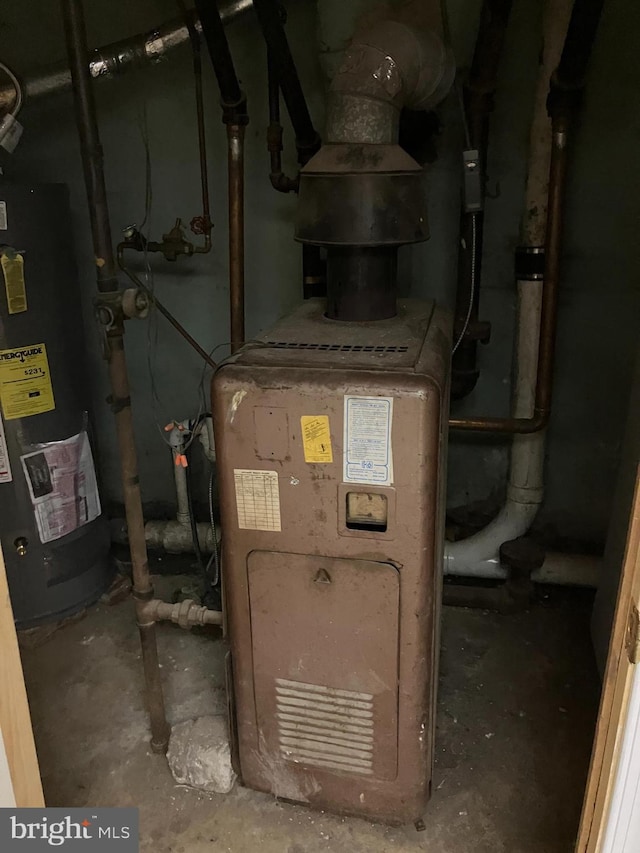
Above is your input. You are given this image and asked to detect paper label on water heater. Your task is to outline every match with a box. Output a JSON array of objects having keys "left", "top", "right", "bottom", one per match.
[
  {"left": 0, "top": 342, "right": 55, "bottom": 420},
  {"left": 234, "top": 468, "right": 281, "bottom": 532},
  {"left": 21, "top": 431, "right": 101, "bottom": 543},
  {"left": 0, "top": 415, "right": 12, "bottom": 483},
  {"left": 1, "top": 251, "right": 27, "bottom": 314},
  {"left": 343, "top": 395, "right": 394, "bottom": 486},
  {"left": 300, "top": 415, "right": 333, "bottom": 463}
]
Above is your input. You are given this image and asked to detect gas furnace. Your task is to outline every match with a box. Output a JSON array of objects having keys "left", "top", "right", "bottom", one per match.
[
  {"left": 212, "top": 14, "right": 453, "bottom": 824},
  {"left": 212, "top": 298, "right": 450, "bottom": 824}
]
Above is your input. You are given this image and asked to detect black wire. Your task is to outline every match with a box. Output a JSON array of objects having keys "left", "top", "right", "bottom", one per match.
[
  {"left": 205, "top": 466, "right": 221, "bottom": 589},
  {"left": 185, "top": 436, "right": 205, "bottom": 573}
]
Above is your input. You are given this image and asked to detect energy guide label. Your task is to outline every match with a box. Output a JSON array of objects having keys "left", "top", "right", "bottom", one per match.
[
  {"left": 0, "top": 342, "right": 55, "bottom": 420},
  {"left": 343, "top": 395, "right": 394, "bottom": 486}
]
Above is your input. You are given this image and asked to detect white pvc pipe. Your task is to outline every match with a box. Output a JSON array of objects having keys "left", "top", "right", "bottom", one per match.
[{"left": 444, "top": 0, "right": 582, "bottom": 586}]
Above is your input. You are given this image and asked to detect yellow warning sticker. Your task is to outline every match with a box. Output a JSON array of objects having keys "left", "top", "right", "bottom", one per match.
[
  {"left": 301, "top": 415, "right": 333, "bottom": 463},
  {"left": 1, "top": 252, "right": 27, "bottom": 314},
  {"left": 0, "top": 343, "right": 55, "bottom": 420}
]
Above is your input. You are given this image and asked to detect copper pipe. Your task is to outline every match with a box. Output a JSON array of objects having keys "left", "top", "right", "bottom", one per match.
[
  {"left": 62, "top": 0, "right": 170, "bottom": 753},
  {"left": 449, "top": 116, "right": 568, "bottom": 434},
  {"left": 228, "top": 124, "right": 245, "bottom": 352},
  {"left": 182, "top": 1, "right": 212, "bottom": 252},
  {"left": 117, "top": 246, "right": 217, "bottom": 369}
]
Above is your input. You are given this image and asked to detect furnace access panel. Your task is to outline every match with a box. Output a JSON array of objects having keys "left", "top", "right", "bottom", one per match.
[{"left": 212, "top": 299, "right": 450, "bottom": 824}]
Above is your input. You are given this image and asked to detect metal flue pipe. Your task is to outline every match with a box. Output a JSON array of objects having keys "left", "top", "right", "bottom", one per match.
[{"left": 61, "top": 0, "right": 170, "bottom": 754}]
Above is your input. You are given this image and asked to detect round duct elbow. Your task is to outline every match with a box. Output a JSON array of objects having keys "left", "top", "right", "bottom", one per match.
[{"left": 327, "top": 21, "right": 454, "bottom": 144}]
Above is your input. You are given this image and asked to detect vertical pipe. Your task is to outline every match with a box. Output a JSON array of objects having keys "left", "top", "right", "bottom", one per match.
[
  {"left": 174, "top": 459, "right": 191, "bottom": 526},
  {"left": 451, "top": 0, "right": 513, "bottom": 399},
  {"left": 183, "top": 7, "right": 213, "bottom": 251},
  {"left": 508, "top": 0, "right": 572, "bottom": 491},
  {"left": 228, "top": 124, "right": 245, "bottom": 351},
  {"left": 444, "top": 0, "right": 573, "bottom": 574},
  {"left": 252, "top": 0, "right": 320, "bottom": 159},
  {"left": 194, "top": 0, "right": 243, "bottom": 108},
  {"left": 536, "top": 118, "right": 568, "bottom": 418},
  {"left": 195, "top": 0, "right": 247, "bottom": 352},
  {"left": 61, "top": 0, "right": 118, "bottom": 293},
  {"left": 61, "top": 0, "right": 170, "bottom": 753}
]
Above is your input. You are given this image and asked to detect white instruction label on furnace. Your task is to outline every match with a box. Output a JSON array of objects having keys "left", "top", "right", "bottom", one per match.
[
  {"left": 343, "top": 395, "right": 394, "bottom": 486},
  {"left": 21, "top": 430, "right": 101, "bottom": 543},
  {"left": 0, "top": 202, "right": 6, "bottom": 230},
  {"left": 0, "top": 415, "right": 12, "bottom": 482},
  {"left": 234, "top": 469, "right": 281, "bottom": 532}
]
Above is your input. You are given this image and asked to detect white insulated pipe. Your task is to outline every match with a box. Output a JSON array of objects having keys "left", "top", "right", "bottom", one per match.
[
  {"left": 443, "top": 0, "right": 597, "bottom": 585},
  {"left": 110, "top": 517, "right": 218, "bottom": 554}
]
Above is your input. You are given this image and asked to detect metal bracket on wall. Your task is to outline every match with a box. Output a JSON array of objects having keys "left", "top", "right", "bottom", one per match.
[{"left": 626, "top": 602, "right": 640, "bottom": 665}]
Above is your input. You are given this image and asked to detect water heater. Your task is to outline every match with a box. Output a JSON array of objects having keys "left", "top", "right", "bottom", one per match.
[
  {"left": 0, "top": 183, "right": 112, "bottom": 626},
  {"left": 212, "top": 299, "right": 450, "bottom": 823}
]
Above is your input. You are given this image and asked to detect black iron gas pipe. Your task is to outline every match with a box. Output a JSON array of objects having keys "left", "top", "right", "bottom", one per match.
[
  {"left": 194, "top": 0, "right": 244, "bottom": 112},
  {"left": 62, "top": 0, "right": 170, "bottom": 753},
  {"left": 253, "top": 0, "right": 320, "bottom": 162},
  {"left": 451, "top": 0, "right": 513, "bottom": 399},
  {"left": 195, "top": 0, "right": 248, "bottom": 351}
]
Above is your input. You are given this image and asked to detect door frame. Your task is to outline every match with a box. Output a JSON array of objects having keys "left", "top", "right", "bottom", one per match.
[
  {"left": 576, "top": 464, "right": 640, "bottom": 851},
  {"left": 0, "top": 545, "right": 44, "bottom": 807}
]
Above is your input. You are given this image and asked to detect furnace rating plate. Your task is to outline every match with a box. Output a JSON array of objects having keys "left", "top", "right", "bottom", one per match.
[{"left": 343, "top": 395, "right": 394, "bottom": 486}]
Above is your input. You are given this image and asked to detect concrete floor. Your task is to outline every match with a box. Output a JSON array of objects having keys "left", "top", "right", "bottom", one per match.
[{"left": 20, "top": 575, "right": 599, "bottom": 853}]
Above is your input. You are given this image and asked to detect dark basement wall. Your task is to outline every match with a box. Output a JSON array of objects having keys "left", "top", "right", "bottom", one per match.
[{"left": 0, "top": 0, "right": 638, "bottom": 548}]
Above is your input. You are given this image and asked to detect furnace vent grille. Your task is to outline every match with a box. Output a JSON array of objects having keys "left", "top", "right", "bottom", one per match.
[
  {"left": 275, "top": 678, "right": 374, "bottom": 776},
  {"left": 266, "top": 341, "right": 409, "bottom": 353}
]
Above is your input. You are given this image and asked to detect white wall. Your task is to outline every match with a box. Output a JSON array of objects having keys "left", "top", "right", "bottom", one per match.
[{"left": 600, "top": 665, "right": 640, "bottom": 853}]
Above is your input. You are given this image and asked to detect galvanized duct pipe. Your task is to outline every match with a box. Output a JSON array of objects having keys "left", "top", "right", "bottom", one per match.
[
  {"left": 325, "top": 20, "right": 453, "bottom": 145},
  {"left": 296, "top": 15, "right": 453, "bottom": 321},
  {"left": 0, "top": 0, "right": 253, "bottom": 112}
]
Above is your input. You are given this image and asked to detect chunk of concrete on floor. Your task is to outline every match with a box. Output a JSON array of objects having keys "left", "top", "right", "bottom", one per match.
[{"left": 167, "top": 715, "right": 236, "bottom": 794}]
